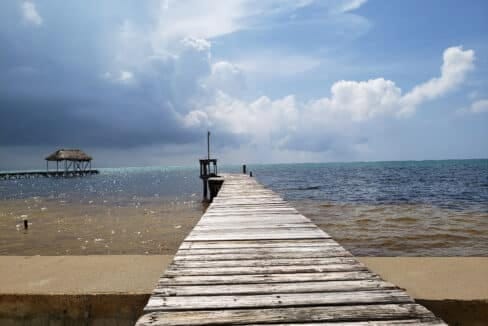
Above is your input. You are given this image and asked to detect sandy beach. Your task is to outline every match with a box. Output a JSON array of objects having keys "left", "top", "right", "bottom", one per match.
[{"left": 0, "top": 255, "right": 487, "bottom": 325}]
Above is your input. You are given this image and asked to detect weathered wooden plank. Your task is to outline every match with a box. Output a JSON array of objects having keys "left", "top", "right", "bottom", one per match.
[
  {"left": 246, "top": 321, "right": 446, "bottom": 326},
  {"left": 199, "top": 215, "right": 305, "bottom": 219},
  {"left": 205, "top": 207, "right": 298, "bottom": 212},
  {"left": 215, "top": 196, "right": 282, "bottom": 199},
  {"left": 152, "top": 279, "right": 397, "bottom": 296},
  {"left": 173, "top": 251, "right": 351, "bottom": 261},
  {"left": 165, "top": 263, "right": 367, "bottom": 276},
  {"left": 158, "top": 271, "right": 379, "bottom": 285},
  {"left": 185, "top": 234, "right": 328, "bottom": 241},
  {"left": 145, "top": 290, "right": 413, "bottom": 312},
  {"left": 137, "top": 304, "right": 435, "bottom": 325},
  {"left": 193, "top": 224, "right": 317, "bottom": 231},
  {"left": 186, "top": 229, "right": 329, "bottom": 241},
  {"left": 198, "top": 215, "right": 310, "bottom": 221},
  {"left": 202, "top": 210, "right": 300, "bottom": 215},
  {"left": 176, "top": 246, "right": 343, "bottom": 256},
  {"left": 209, "top": 203, "right": 289, "bottom": 207},
  {"left": 171, "top": 257, "right": 358, "bottom": 268},
  {"left": 188, "top": 227, "right": 325, "bottom": 233},
  {"left": 179, "top": 239, "right": 340, "bottom": 249},
  {"left": 197, "top": 220, "right": 308, "bottom": 225},
  {"left": 211, "top": 199, "right": 286, "bottom": 202}
]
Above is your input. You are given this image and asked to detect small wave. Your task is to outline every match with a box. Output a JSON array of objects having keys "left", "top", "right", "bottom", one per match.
[
  {"left": 385, "top": 216, "right": 419, "bottom": 223},
  {"left": 356, "top": 218, "right": 373, "bottom": 225},
  {"left": 320, "top": 203, "right": 334, "bottom": 208},
  {"left": 284, "top": 185, "right": 321, "bottom": 191}
]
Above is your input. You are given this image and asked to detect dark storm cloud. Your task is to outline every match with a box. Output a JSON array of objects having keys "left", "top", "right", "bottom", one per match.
[
  {"left": 0, "top": 1, "right": 205, "bottom": 150},
  {"left": 0, "top": 93, "right": 200, "bottom": 148},
  {"left": 0, "top": 55, "right": 201, "bottom": 148}
]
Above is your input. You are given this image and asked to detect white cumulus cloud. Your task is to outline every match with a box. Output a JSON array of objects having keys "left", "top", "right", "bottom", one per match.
[
  {"left": 21, "top": 1, "right": 43, "bottom": 26},
  {"left": 205, "top": 61, "right": 245, "bottom": 95},
  {"left": 399, "top": 46, "right": 475, "bottom": 116},
  {"left": 183, "top": 46, "right": 475, "bottom": 152}
]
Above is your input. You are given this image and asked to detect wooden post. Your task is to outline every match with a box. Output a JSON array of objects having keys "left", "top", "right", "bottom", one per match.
[
  {"left": 203, "top": 179, "right": 208, "bottom": 201},
  {"left": 250, "top": 171, "right": 253, "bottom": 177},
  {"left": 46, "top": 160, "right": 48, "bottom": 172},
  {"left": 242, "top": 164, "right": 247, "bottom": 174},
  {"left": 23, "top": 219, "right": 28, "bottom": 230}
]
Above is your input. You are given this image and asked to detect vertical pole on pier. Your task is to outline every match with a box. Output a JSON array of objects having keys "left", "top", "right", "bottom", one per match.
[
  {"left": 242, "top": 164, "right": 247, "bottom": 174},
  {"left": 46, "top": 160, "right": 48, "bottom": 172},
  {"left": 207, "top": 131, "right": 210, "bottom": 160}
]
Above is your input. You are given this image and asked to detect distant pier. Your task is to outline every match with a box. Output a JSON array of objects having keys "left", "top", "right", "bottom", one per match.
[
  {"left": 0, "top": 170, "right": 99, "bottom": 180},
  {"left": 0, "top": 148, "right": 99, "bottom": 180}
]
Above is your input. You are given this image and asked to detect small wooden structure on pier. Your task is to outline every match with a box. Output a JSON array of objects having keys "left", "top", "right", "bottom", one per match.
[
  {"left": 46, "top": 149, "right": 93, "bottom": 173},
  {"left": 199, "top": 132, "right": 222, "bottom": 202},
  {"left": 137, "top": 174, "right": 445, "bottom": 325}
]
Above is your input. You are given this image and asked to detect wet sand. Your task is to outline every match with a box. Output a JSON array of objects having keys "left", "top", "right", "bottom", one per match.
[
  {"left": 0, "top": 256, "right": 485, "bottom": 298},
  {"left": 0, "top": 255, "right": 172, "bottom": 294},
  {"left": 358, "top": 257, "right": 488, "bottom": 300}
]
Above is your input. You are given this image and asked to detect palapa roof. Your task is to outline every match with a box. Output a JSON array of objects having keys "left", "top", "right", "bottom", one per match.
[{"left": 45, "top": 149, "right": 92, "bottom": 161}]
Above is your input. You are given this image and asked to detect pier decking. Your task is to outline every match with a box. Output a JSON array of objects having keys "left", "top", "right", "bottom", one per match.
[{"left": 137, "top": 174, "right": 445, "bottom": 325}]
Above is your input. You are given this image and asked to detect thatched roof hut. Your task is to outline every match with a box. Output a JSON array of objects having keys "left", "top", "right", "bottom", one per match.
[{"left": 45, "top": 149, "right": 92, "bottom": 162}]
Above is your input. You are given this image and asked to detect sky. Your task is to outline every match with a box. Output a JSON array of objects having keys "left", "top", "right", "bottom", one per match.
[{"left": 0, "top": 0, "right": 487, "bottom": 169}]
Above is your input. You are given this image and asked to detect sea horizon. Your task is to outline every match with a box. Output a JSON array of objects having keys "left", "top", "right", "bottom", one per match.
[{"left": 2, "top": 157, "right": 487, "bottom": 173}]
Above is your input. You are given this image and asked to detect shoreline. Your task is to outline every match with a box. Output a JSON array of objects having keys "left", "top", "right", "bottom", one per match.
[{"left": 1, "top": 256, "right": 487, "bottom": 325}]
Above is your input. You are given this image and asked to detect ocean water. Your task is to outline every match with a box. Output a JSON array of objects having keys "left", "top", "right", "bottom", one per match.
[
  {"left": 250, "top": 160, "right": 488, "bottom": 256},
  {"left": 0, "top": 159, "right": 487, "bottom": 256},
  {"left": 0, "top": 167, "right": 205, "bottom": 255}
]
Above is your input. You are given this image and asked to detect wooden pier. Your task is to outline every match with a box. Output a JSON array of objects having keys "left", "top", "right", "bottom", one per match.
[
  {"left": 0, "top": 170, "right": 99, "bottom": 180},
  {"left": 137, "top": 174, "right": 445, "bottom": 325}
]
